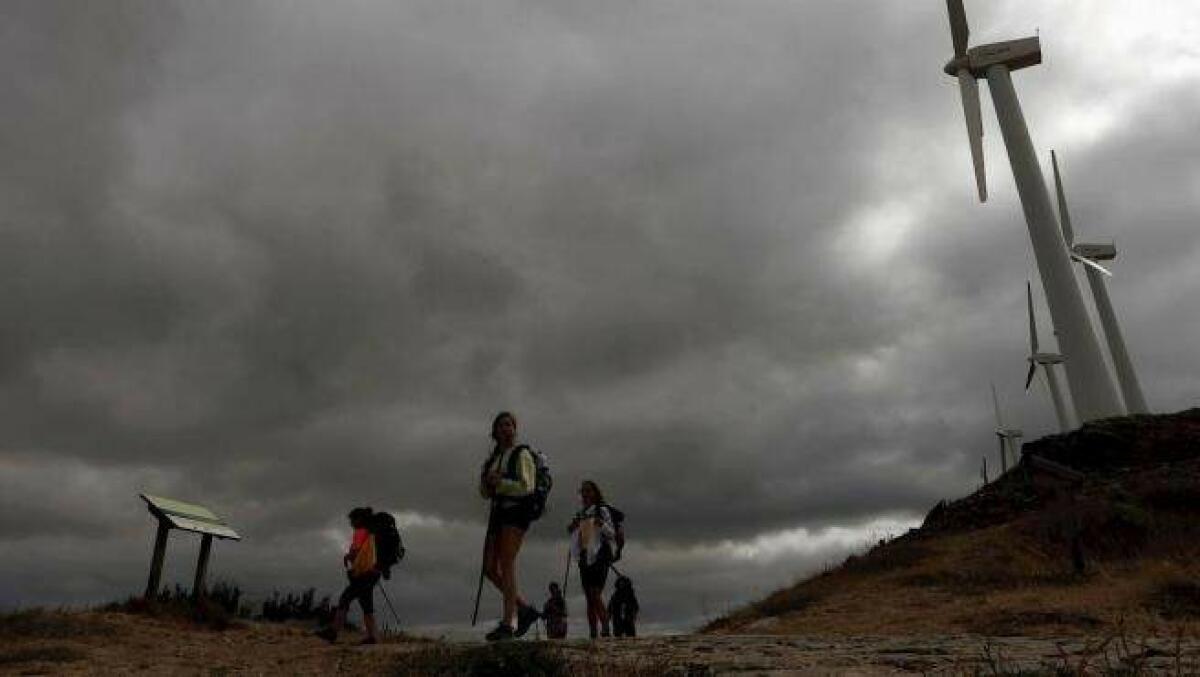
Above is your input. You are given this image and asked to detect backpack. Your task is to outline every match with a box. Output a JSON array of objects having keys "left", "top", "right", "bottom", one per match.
[
  {"left": 602, "top": 503, "right": 626, "bottom": 560},
  {"left": 505, "top": 445, "right": 553, "bottom": 522},
  {"left": 371, "top": 511, "right": 405, "bottom": 579}
]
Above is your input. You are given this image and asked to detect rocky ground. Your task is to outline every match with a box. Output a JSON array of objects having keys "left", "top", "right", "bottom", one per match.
[{"left": 4, "top": 609, "right": 1200, "bottom": 675}]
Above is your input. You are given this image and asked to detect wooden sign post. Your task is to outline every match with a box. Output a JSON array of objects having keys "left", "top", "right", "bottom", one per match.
[{"left": 139, "top": 494, "right": 241, "bottom": 602}]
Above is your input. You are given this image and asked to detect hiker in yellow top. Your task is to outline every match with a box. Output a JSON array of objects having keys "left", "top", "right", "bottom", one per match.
[
  {"left": 479, "top": 411, "right": 540, "bottom": 641},
  {"left": 315, "top": 507, "right": 380, "bottom": 645}
]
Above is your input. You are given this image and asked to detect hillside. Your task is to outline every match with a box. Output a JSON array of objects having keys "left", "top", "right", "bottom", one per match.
[{"left": 706, "top": 408, "right": 1200, "bottom": 638}]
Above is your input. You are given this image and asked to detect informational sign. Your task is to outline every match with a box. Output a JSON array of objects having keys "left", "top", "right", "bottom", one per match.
[{"left": 140, "top": 494, "right": 241, "bottom": 541}]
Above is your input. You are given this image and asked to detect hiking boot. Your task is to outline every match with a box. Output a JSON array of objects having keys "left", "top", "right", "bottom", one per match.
[
  {"left": 485, "top": 622, "right": 514, "bottom": 642},
  {"left": 314, "top": 627, "right": 338, "bottom": 644},
  {"left": 514, "top": 604, "right": 539, "bottom": 638}
]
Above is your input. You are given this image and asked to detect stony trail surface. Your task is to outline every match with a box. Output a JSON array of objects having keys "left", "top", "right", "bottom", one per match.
[{"left": 551, "top": 633, "right": 1200, "bottom": 675}]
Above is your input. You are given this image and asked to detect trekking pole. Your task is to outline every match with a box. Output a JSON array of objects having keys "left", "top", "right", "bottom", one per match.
[
  {"left": 560, "top": 545, "right": 571, "bottom": 596},
  {"left": 471, "top": 500, "right": 496, "bottom": 626},
  {"left": 379, "top": 583, "right": 402, "bottom": 631}
]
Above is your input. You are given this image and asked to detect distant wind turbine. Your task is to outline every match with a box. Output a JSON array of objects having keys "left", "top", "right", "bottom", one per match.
[
  {"left": 991, "top": 383, "right": 1023, "bottom": 474},
  {"left": 1051, "top": 150, "right": 1149, "bottom": 414},
  {"left": 1026, "top": 281, "right": 1072, "bottom": 432},
  {"left": 942, "top": 0, "right": 1122, "bottom": 422}
]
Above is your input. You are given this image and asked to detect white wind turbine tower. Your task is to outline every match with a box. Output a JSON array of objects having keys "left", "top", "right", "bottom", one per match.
[
  {"left": 1026, "top": 281, "right": 1072, "bottom": 431},
  {"left": 1051, "top": 150, "right": 1149, "bottom": 414},
  {"left": 991, "top": 382, "right": 1023, "bottom": 474},
  {"left": 942, "top": 0, "right": 1123, "bottom": 422}
]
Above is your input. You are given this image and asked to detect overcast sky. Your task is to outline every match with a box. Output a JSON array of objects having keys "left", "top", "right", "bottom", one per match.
[{"left": 2, "top": 0, "right": 1198, "bottom": 634}]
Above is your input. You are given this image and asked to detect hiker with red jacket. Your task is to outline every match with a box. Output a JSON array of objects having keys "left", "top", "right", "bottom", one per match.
[{"left": 316, "top": 507, "right": 380, "bottom": 645}]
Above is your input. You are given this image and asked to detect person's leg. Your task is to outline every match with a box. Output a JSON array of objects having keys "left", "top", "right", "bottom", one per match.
[
  {"left": 483, "top": 529, "right": 503, "bottom": 591},
  {"left": 598, "top": 593, "right": 610, "bottom": 637},
  {"left": 317, "top": 582, "right": 355, "bottom": 642},
  {"left": 497, "top": 526, "right": 526, "bottom": 628},
  {"left": 584, "top": 586, "right": 600, "bottom": 638},
  {"left": 360, "top": 581, "right": 378, "bottom": 642}
]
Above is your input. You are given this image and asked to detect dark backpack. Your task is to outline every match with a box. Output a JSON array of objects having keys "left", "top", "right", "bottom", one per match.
[
  {"left": 371, "top": 511, "right": 405, "bottom": 579},
  {"left": 505, "top": 445, "right": 553, "bottom": 522},
  {"left": 602, "top": 503, "right": 626, "bottom": 559}
]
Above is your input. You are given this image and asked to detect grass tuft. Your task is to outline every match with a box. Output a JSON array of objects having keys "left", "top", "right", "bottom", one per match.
[
  {"left": 391, "top": 643, "right": 569, "bottom": 677},
  {"left": 0, "top": 609, "right": 116, "bottom": 639},
  {"left": 0, "top": 645, "right": 88, "bottom": 666}
]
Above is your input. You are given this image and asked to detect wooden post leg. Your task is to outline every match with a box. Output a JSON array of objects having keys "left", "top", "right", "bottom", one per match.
[
  {"left": 193, "top": 534, "right": 213, "bottom": 602},
  {"left": 144, "top": 519, "right": 170, "bottom": 600}
]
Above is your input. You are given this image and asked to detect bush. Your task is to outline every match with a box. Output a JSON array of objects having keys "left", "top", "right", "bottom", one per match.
[
  {"left": 259, "top": 587, "right": 334, "bottom": 626},
  {"left": 392, "top": 643, "right": 570, "bottom": 677},
  {"left": 102, "top": 583, "right": 239, "bottom": 631}
]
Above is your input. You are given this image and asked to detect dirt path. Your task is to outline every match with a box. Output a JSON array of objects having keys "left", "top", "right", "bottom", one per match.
[{"left": 5, "top": 611, "right": 1200, "bottom": 675}]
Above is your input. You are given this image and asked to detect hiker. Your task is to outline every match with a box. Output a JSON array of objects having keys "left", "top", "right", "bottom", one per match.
[
  {"left": 568, "top": 480, "right": 618, "bottom": 638},
  {"left": 608, "top": 575, "right": 639, "bottom": 637},
  {"left": 479, "top": 411, "right": 542, "bottom": 641},
  {"left": 542, "top": 582, "right": 568, "bottom": 639},
  {"left": 316, "top": 507, "right": 380, "bottom": 645}
]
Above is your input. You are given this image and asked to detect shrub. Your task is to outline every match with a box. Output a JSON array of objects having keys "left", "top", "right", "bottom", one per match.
[{"left": 392, "top": 643, "right": 569, "bottom": 677}]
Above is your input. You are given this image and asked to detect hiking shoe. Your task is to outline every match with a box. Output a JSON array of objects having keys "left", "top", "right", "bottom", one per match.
[
  {"left": 314, "top": 627, "right": 338, "bottom": 644},
  {"left": 485, "top": 622, "right": 514, "bottom": 642},
  {"left": 514, "top": 605, "right": 539, "bottom": 638}
]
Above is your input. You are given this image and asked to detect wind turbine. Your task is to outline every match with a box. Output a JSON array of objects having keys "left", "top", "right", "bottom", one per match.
[
  {"left": 991, "top": 383, "right": 1023, "bottom": 474},
  {"left": 943, "top": 0, "right": 1123, "bottom": 422},
  {"left": 1026, "top": 281, "right": 1072, "bottom": 431},
  {"left": 1051, "top": 150, "right": 1149, "bottom": 414}
]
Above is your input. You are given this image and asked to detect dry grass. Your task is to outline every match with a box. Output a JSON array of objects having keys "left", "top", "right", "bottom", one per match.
[
  {"left": 0, "top": 609, "right": 117, "bottom": 639},
  {"left": 0, "top": 644, "right": 89, "bottom": 667},
  {"left": 707, "top": 465, "right": 1200, "bottom": 638}
]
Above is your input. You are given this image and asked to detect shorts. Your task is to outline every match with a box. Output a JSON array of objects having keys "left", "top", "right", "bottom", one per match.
[
  {"left": 579, "top": 549, "right": 612, "bottom": 590},
  {"left": 493, "top": 502, "right": 532, "bottom": 533},
  {"left": 337, "top": 571, "right": 380, "bottom": 614}
]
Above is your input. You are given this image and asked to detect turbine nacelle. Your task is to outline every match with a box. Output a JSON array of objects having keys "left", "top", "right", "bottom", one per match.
[
  {"left": 1072, "top": 242, "right": 1117, "bottom": 262},
  {"left": 943, "top": 37, "right": 1042, "bottom": 78}
]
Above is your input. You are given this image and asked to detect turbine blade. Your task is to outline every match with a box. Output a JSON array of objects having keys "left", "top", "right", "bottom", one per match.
[
  {"left": 958, "top": 70, "right": 986, "bottom": 202},
  {"left": 1072, "top": 253, "right": 1114, "bottom": 277},
  {"left": 1026, "top": 280, "right": 1039, "bottom": 353},
  {"left": 947, "top": 0, "right": 970, "bottom": 58},
  {"left": 991, "top": 382, "right": 1003, "bottom": 427},
  {"left": 1051, "top": 150, "right": 1075, "bottom": 246},
  {"left": 997, "top": 435, "right": 1006, "bottom": 464},
  {"left": 1025, "top": 362, "right": 1037, "bottom": 390}
]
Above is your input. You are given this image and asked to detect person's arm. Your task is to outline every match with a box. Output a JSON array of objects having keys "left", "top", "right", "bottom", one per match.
[
  {"left": 493, "top": 448, "right": 535, "bottom": 497},
  {"left": 596, "top": 507, "right": 617, "bottom": 543},
  {"left": 345, "top": 529, "right": 366, "bottom": 565}
]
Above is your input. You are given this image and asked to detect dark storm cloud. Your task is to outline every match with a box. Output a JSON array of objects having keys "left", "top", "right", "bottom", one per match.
[{"left": 2, "top": 0, "right": 1199, "bottom": 629}]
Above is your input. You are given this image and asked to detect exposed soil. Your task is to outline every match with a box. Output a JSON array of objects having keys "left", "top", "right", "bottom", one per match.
[{"left": 6, "top": 610, "right": 1200, "bottom": 675}]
